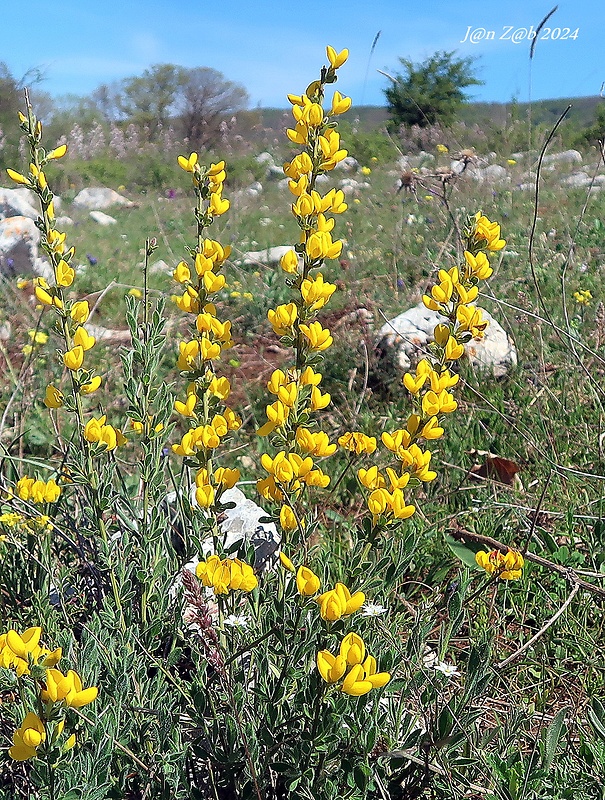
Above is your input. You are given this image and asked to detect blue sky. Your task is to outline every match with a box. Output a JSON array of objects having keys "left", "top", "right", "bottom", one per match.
[{"left": 3, "top": 0, "right": 603, "bottom": 108}]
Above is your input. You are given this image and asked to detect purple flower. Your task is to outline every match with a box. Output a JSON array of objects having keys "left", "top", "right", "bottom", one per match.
[{"left": 86, "top": 254, "right": 98, "bottom": 266}]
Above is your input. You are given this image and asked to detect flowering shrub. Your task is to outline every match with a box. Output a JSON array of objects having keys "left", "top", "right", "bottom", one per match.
[{"left": 6, "top": 47, "right": 591, "bottom": 800}]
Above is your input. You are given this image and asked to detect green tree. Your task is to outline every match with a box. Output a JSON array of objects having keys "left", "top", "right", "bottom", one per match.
[
  {"left": 384, "top": 50, "right": 482, "bottom": 129},
  {"left": 118, "top": 63, "right": 185, "bottom": 141}
]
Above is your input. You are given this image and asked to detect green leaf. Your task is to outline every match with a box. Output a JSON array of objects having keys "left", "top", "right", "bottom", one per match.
[
  {"left": 444, "top": 534, "right": 482, "bottom": 569},
  {"left": 543, "top": 707, "right": 567, "bottom": 770},
  {"left": 588, "top": 698, "right": 605, "bottom": 742}
]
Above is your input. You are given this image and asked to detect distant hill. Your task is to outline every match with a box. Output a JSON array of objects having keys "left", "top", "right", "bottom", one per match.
[{"left": 249, "top": 95, "right": 603, "bottom": 133}]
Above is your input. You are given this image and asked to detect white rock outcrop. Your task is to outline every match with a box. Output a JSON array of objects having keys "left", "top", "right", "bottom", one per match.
[{"left": 376, "top": 301, "right": 517, "bottom": 378}]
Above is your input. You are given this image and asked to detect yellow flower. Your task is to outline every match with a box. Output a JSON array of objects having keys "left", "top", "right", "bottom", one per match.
[
  {"left": 268, "top": 303, "right": 297, "bottom": 336},
  {"left": 280, "top": 249, "right": 299, "bottom": 274},
  {"left": 330, "top": 91, "right": 352, "bottom": 115},
  {"left": 296, "top": 566, "right": 321, "bottom": 596},
  {"left": 81, "top": 375, "right": 102, "bottom": 394},
  {"left": 436, "top": 144, "right": 449, "bottom": 153},
  {"left": 9, "top": 713, "right": 45, "bottom": 761},
  {"left": 317, "top": 582, "right": 365, "bottom": 621},
  {"left": 6, "top": 168, "right": 30, "bottom": 186},
  {"left": 178, "top": 152, "right": 198, "bottom": 173},
  {"left": 340, "top": 632, "right": 365, "bottom": 665},
  {"left": 279, "top": 552, "right": 296, "bottom": 572},
  {"left": 63, "top": 345, "right": 84, "bottom": 371},
  {"left": 338, "top": 431, "right": 377, "bottom": 455},
  {"left": 299, "top": 321, "right": 333, "bottom": 351},
  {"left": 326, "top": 45, "right": 349, "bottom": 69},
  {"left": 209, "top": 192, "right": 230, "bottom": 216},
  {"left": 317, "top": 650, "right": 347, "bottom": 683},
  {"left": 300, "top": 273, "right": 337, "bottom": 310},
  {"left": 73, "top": 326, "right": 96, "bottom": 351},
  {"left": 476, "top": 548, "right": 524, "bottom": 580},
  {"left": 47, "top": 144, "right": 68, "bottom": 160},
  {"left": 42, "top": 668, "right": 98, "bottom": 707},
  {"left": 70, "top": 300, "right": 90, "bottom": 324},
  {"left": 55, "top": 259, "right": 75, "bottom": 287}
]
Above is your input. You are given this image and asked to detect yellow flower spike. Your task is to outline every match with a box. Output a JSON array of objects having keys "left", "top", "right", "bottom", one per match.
[
  {"left": 70, "top": 300, "right": 90, "bottom": 324},
  {"left": 63, "top": 345, "right": 84, "bottom": 371},
  {"left": 44, "top": 384, "right": 64, "bottom": 408},
  {"left": 80, "top": 375, "right": 102, "bottom": 394},
  {"left": 296, "top": 565, "right": 321, "bottom": 596},
  {"left": 326, "top": 46, "right": 349, "bottom": 69},
  {"left": 73, "top": 327, "right": 96, "bottom": 351}
]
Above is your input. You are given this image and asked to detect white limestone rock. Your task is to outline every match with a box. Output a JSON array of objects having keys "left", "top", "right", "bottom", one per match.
[
  {"left": 0, "top": 216, "right": 41, "bottom": 277},
  {"left": 376, "top": 301, "right": 517, "bottom": 378},
  {"left": 543, "top": 149, "right": 582, "bottom": 166},
  {"left": 240, "top": 245, "right": 296, "bottom": 267},
  {"left": 89, "top": 210, "right": 117, "bottom": 226},
  {"left": 73, "top": 187, "right": 134, "bottom": 210},
  {"left": 0, "top": 188, "right": 40, "bottom": 221}
]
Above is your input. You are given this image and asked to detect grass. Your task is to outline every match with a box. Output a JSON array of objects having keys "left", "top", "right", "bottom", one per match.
[{"left": 1, "top": 114, "right": 605, "bottom": 798}]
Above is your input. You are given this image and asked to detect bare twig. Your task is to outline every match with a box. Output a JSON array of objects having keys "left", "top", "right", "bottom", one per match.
[{"left": 495, "top": 582, "right": 580, "bottom": 670}]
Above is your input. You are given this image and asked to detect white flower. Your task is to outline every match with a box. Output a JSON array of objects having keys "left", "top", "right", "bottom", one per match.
[
  {"left": 434, "top": 661, "right": 460, "bottom": 678},
  {"left": 223, "top": 614, "right": 250, "bottom": 629},
  {"left": 361, "top": 602, "right": 388, "bottom": 617}
]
